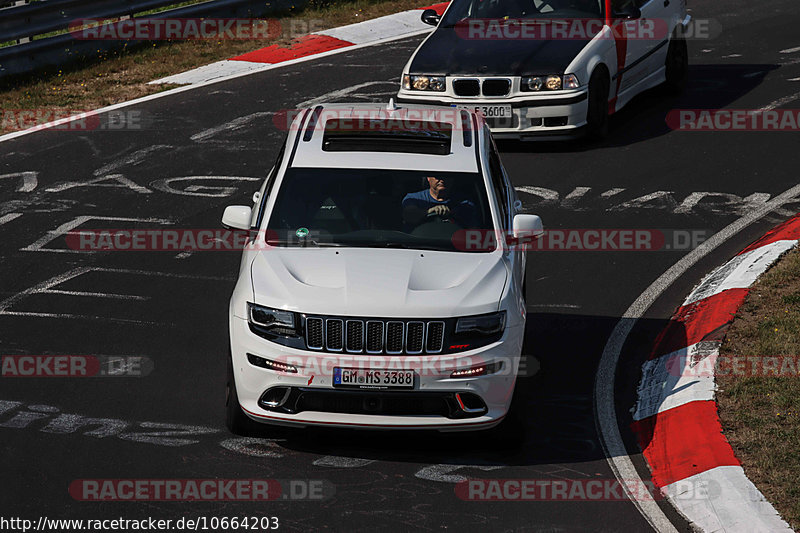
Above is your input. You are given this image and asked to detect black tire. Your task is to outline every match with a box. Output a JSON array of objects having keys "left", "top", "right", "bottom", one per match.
[
  {"left": 664, "top": 28, "right": 689, "bottom": 94},
  {"left": 226, "top": 351, "right": 261, "bottom": 436},
  {"left": 585, "top": 67, "right": 610, "bottom": 141}
]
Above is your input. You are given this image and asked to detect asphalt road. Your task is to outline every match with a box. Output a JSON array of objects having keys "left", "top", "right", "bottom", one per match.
[{"left": 1, "top": 0, "right": 800, "bottom": 529}]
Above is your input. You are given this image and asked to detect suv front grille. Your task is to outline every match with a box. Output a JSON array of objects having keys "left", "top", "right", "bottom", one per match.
[{"left": 304, "top": 316, "right": 446, "bottom": 355}]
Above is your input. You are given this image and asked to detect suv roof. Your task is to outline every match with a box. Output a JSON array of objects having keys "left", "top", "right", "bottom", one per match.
[{"left": 289, "top": 102, "right": 482, "bottom": 173}]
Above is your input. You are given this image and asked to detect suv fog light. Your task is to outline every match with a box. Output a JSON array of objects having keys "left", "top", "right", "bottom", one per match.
[
  {"left": 247, "top": 353, "right": 297, "bottom": 373},
  {"left": 451, "top": 361, "right": 503, "bottom": 378}
]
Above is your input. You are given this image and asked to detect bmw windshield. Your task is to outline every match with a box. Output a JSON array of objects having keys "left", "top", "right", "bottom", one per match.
[
  {"left": 265, "top": 167, "right": 496, "bottom": 252},
  {"left": 440, "top": 0, "right": 604, "bottom": 24}
]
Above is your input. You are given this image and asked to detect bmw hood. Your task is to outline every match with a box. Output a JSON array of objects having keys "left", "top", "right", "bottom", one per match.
[
  {"left": 250, "top": 248, "right": 508, "bottom": 317},
  {"left": 408, "top": 26, "right": 592, "bottom": 76}
]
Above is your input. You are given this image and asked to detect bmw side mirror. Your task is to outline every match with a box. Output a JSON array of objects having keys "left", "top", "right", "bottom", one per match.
[
  {"left": 222, "top": 205, "right": 252, "bottom": 231},
  {"left": 512, "top": 214, "right": 544, "bottom": 240},
  {"left": 421, "top": 8, "right": 441, "bottom": 26}
]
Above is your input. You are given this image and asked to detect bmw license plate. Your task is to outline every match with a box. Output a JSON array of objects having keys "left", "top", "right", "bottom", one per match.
[
  {"left": 333, "top": 368, "right": 414, "bottom": 389},
  {"left": 460, "top": 105, "right": 513, "bottom": 118}
]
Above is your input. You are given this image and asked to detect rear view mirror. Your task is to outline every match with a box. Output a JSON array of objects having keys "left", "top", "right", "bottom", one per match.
[
  {"left": 421, "top": 8, "right": 441, "bottom": 26},
  {"left": 222, "top": 206, "right": 252, "bottom": 231}
]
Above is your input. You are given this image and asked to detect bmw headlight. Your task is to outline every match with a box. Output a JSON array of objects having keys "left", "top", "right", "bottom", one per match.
[
  {"left": 544, "top": 75, "right": 562, "bottom": 90},
  {"left": 403, "top": 74, "right": 446, "bottom": 92},
  {"left": 521, "top": 74, "right": 579, "bottom": 91},
  {"left": 248, "top": 303, "right": 298, "bottom": 336},
  {"left": 524, "top": 76, "right": 543, "bottom": 91},
  {"left": 455, "top": 311, "right": 506, "bottom": 336}
]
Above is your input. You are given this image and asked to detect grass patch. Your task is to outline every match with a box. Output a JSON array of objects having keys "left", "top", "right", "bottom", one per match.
[
  {"left": 0, "top": 0, "right": 424, "bottom": 133},
  {"left": 718, "top": 246, "right": 800, "bottom": 530}
]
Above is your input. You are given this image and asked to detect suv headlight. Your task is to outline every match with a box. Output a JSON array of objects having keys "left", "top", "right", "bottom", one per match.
[
  {"left": 521, "top": 74, "right": 579, "bottom": 91},
  {"left": 248, "top": 303, "right": 298, "bottom": 337},
  {"left": 403, "top": 74, "right": 446, "bottom": 92},
  {"left": 455, "top": 311, "right": 506, "bottom": 336}
]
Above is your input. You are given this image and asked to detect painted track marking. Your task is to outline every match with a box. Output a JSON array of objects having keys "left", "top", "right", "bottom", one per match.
[{"left": 594, "top": 183, "right": 800, "bottom": 532}]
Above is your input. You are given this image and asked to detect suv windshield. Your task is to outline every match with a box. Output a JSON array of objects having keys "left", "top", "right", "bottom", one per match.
[
  {"left": 441, "top": 0, "right": 604, "bottom": 23},
  {"left": 265, "top": 167, "right": 496, "bottom": 252}
]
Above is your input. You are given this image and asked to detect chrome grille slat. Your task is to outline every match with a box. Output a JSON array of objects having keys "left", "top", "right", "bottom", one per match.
[
  {"left": 406, "top": 321, "right": 424, "bottom": 354},
  {"left": 346, "top": 320, "right": 364, "bottom": 353},
  {"left": 366, "top": 321, "right": 384, "bottom": 353},
  {"left": 306, "top": 317, "right": 324, "bottom": 350},
  {"left": 325, "top": 319, "right": 343, "bottom": 351},
  {"left": 385, "top": 321, "right": 404, "bottom": 354},
  {"left": 426, "top": 321, "right": 445, "bottom": 353}
]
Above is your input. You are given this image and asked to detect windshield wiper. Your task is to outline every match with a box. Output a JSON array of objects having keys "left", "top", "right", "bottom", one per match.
[
  {"left": 364, "top": 242, "right": 448, "bottom": 251},
  {"left": 266, "top": 239, "right": 345, "bottom": 247}
]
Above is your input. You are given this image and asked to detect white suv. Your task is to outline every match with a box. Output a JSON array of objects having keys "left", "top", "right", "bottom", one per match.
[{"left": 222, "top": 101, "right": 543, "bottom": 432}]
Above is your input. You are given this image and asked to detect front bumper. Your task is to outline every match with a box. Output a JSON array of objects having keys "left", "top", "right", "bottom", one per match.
[
  {"left": 397, "top": 89, "right": 589, "bottom": 140},
  {"left": 229, "top": 316, "right": 523, "bottom": 431}
]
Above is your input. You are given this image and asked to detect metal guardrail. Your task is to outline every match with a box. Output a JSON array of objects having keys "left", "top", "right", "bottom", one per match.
[{"left": 0, "top": 0, "right": 305, "bottom": 78}]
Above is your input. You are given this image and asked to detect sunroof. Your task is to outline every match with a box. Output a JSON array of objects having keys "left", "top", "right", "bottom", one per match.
[{"left": 321, "top": 119, "right": 453, "bottom": 155}]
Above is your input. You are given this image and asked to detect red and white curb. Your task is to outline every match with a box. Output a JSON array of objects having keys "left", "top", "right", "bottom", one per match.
[
  {"left": 631, "top": 214, "right": 800, "bottom": 532},
  {"left": 149, "top": 2, "right": 449, "bottom": 86}
]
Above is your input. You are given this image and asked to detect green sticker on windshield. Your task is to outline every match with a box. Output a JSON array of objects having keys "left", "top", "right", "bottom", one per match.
[{"left": 296, "top": 227, "right": 309, "bottom": 238}]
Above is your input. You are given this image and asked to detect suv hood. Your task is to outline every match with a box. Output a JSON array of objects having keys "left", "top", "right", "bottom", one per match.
[
  {"left": 409, "top": 26, "right": 591, "bottom": 76},
  {"left": 250, "top": 248, "right": 508, "bottom": 317}
]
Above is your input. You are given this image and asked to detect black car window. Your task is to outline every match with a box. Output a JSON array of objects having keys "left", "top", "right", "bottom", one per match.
[
  {"left": 265, "top": 168, "right": 496, "bottom": 252},
  {"left": 254, "top": 142, "right": 286, "bottom": 229},
  {"left": 488, "top": 144, "right": 509, "bottom": 230},
  {"left": 442, "top": 0, "right": 603, "bottom": 23}
]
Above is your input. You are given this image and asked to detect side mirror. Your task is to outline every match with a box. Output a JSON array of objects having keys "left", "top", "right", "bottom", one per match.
[
  {"left": 512, "top": 214, "right": 544, "bottom": 239},
  {"left": 614, "top": 5, "right": 641, "bottom": 19},
  {"left": 222, "top": 205, "right": 252, "bottom": 231},
  {"left": 421, "top": 8, "right": 441, "bottom": 26}
]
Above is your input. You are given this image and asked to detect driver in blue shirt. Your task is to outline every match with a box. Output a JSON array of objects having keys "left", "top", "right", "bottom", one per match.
[{"left": 402, "top": 175, "right": 477, "bottom": 229}]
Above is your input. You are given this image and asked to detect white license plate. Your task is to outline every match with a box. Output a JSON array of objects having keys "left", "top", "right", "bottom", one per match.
[
  {"left": 460, "top": 105, "right": 513, "bottom": 118},
  {"left": 333, "top": 368, "right": 414, "bottom": 389}
]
